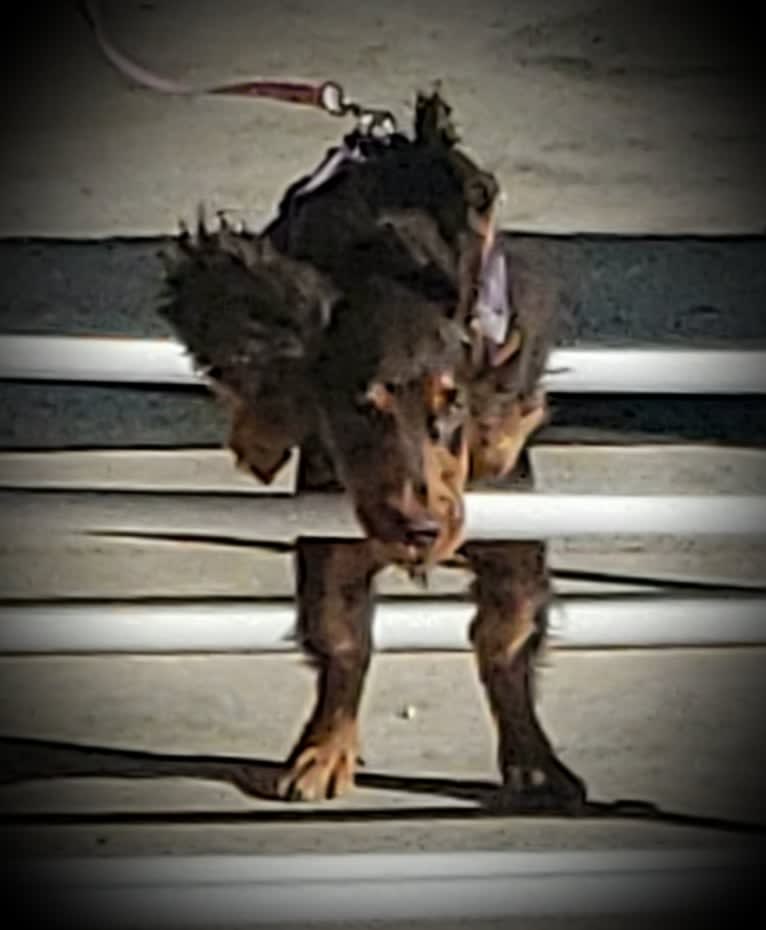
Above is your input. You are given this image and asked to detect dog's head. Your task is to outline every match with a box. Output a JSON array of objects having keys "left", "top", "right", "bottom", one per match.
[{"left": 314, "top": 274, "right": 471, "bottom": 563}]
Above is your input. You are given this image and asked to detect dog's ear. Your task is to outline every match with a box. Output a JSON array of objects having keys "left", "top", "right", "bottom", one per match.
[{"left": 159, "top": 214, "right": 343, "bottom": 484}]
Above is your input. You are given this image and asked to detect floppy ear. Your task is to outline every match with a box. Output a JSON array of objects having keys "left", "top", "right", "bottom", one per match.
[
  {"left": 160, "top": 210, "right": 341, "bottom": 375},
  {"left": 159, "top": 211, "right": 341, "bottom": 483},
  {"left": 212, "top": 383, "right": 299, "bottom": 485}
]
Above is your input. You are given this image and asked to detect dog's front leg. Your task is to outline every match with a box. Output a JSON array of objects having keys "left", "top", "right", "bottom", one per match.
[
  {"left": 277, "top": 538, "right": 381, "bottom": 801},
  {"left": 468, "top": 540, "right": 587, "bottom": 811}
]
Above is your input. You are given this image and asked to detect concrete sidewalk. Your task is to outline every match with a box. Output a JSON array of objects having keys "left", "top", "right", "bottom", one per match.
[
  {"left": 1, "top": 445, "right": 765, "bottom": 600},
  {"left": 1, "top": 1, "right": 764, "bottom": 238},
  {"left": 2, "top": 650, "right": 765, "bottom": 844}
]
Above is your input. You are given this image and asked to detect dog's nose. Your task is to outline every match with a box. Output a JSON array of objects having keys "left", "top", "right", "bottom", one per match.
[{"left": 403, "top": 516, "right": 441, "bottom": 548}]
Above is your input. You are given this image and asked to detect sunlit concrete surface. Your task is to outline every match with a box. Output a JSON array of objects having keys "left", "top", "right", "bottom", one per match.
[
  {"left": 1, "top": 650, "right": 765, "bottom": 828},
  {"left": 1, "top": 1, "right": 764, "bottom": 237}
]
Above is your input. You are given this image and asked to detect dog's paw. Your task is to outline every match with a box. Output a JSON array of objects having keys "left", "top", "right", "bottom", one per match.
[
  {"left": 277, "top": 718, "right": 359, "bottom": 802},
  {"left": 489, "top": 756, "right": 587, "bottom": 815}
]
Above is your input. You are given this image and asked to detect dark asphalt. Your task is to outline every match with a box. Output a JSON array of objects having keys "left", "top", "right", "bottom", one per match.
[{"left": 2, "top": 235, "right": 766, "bottom": 344}]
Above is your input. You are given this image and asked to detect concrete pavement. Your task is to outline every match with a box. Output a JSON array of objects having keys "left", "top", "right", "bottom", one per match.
[
  {"left": 2, "top": 649, "right": 765, "bottom": 838},
  {"left": 1, "top": 1, "right": 764, "bottom": 237}
]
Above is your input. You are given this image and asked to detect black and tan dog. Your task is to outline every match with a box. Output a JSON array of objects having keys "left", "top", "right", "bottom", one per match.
[{"left": 160, "top": 91, "right": 585, "bottom": 810}]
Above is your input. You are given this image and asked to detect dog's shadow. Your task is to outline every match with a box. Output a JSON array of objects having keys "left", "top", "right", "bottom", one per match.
[
  {"left": 1, "top": 735, "right": 764, "bottom": 835},
  {"left": 0, "top": 734, "right": 497, "bottom": 811}
]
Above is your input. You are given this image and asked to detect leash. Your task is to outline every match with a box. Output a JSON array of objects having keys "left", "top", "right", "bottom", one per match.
[{"left": 78, "top": 1, "right": 396, "bottom": 133}]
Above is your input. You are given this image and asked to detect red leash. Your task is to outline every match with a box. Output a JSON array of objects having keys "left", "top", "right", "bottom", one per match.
[{"left": 79, "top": 0, "right": 393, "bottom": 128}]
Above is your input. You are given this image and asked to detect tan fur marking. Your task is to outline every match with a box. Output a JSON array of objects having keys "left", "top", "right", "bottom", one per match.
[{"left": 277, "top": 715, "right": 359, "bottom": 802}]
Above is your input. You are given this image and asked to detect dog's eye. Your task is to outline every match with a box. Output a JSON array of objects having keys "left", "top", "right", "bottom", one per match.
[
  {"left": 362, "top": 381, "right": 396, "bottom": 413},
  {"left": 425, "top": 371, "right": 460, "bottom": 416}
]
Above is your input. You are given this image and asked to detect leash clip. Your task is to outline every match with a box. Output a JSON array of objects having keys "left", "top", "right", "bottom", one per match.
[{"left": 319, "top": 81, "right": 397, "bottom": 136}]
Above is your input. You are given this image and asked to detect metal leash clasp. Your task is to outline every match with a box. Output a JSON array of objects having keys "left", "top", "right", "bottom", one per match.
[{"left": 319, "top": 81, "right": 397, "bottom": 136}]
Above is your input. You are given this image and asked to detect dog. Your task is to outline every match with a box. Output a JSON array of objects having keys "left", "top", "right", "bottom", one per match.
[{"left": 159, "top": 91, "right": 585, "bottom": 809}]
